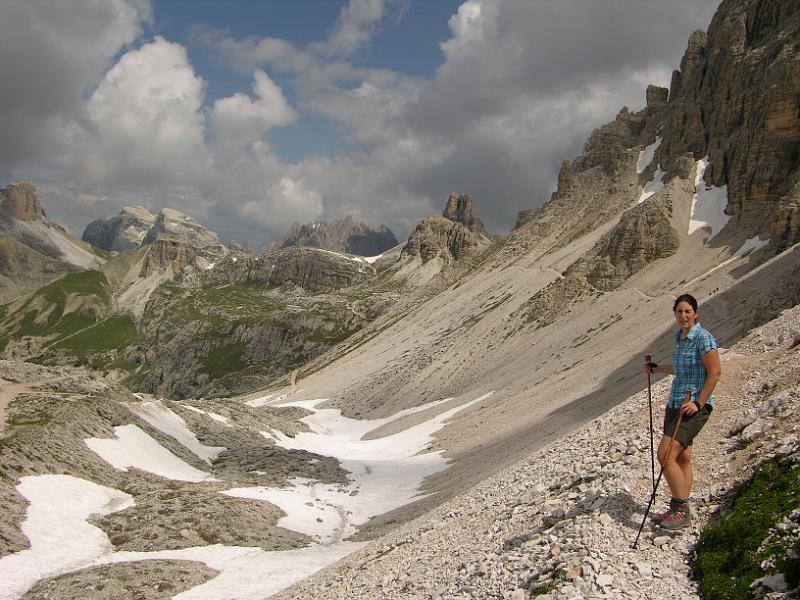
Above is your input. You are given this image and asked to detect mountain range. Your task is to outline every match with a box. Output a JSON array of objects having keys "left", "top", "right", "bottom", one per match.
[{"left": 1, "top": 0, "right": 799, "bottom": 598}]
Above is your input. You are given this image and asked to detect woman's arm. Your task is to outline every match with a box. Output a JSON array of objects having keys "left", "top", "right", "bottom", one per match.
[
  {"left": 643, "top": 360, "right": 674, "bottom": 376},
  {"left": 696, "top": 348, "right": 721, "bottom": 406}
]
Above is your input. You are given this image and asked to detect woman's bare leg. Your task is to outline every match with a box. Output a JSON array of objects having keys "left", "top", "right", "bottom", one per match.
[{"left": 657, "top": 435, "right": 690, "bottom": 500}]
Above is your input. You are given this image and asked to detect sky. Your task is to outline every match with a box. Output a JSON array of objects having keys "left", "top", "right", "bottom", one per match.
[{"left": 0, "top": 0, "right": 720, "bottom": 248}]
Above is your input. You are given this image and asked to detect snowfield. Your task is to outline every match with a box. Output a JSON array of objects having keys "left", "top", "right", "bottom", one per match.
[{"left": 0, "top": 392, "right": 492, "bottom": 599}]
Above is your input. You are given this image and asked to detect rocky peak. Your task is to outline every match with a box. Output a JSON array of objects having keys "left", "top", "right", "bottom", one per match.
[
  {"left": 401, "top": 216, "right": 481, "bottom": 265},
  {"left": 275, "top": 216, "right": 398, "bottom": 256},
  {"left": 82, "top": 206, "right": 156, "bottom": 252},
  {"left": 143, "top": 208, "right": 226, "bottom": 253},
  {"left": 442, "top": 193, "right": 489, "bottom": 237},
  {"left": 0, "top": 180, "right": 47, "bottom": 222}
]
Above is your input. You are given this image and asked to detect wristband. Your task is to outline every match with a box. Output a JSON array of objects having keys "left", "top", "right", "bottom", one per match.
[
  {"left": 646, "top": 362, "right": 658, "bottom": 373},
  {"left": 692, "top": 400, "right": 702, "bottom": 412}
]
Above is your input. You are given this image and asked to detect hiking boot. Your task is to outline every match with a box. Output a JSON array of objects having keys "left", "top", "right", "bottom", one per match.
[
  {"left": 659, "top": 507, "right": 691, "bottom": 530},
  {"left": 651, "top": 508, "right": 672, "bottom": 523}
]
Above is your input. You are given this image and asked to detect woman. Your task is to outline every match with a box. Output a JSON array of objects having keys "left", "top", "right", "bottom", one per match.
[{"left": 644, "top": 293, "right": 721, "bottom": 530}]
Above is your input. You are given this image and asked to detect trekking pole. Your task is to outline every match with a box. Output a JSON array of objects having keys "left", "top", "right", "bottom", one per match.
[
  {"left": 630, "top": 390, "right": 690, "bottom": 550},
  {"left": 645, "top": 354, "right": 655, "bottom": 494}
]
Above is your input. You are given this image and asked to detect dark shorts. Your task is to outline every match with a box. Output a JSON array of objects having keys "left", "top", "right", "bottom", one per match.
[{"left": 663, "top": 405, "right": 712, "bottom": 448}]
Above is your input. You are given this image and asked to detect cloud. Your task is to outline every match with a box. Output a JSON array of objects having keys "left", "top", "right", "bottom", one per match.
[
  {"left": 209, "top": 69, "right": 297, "bottom": 155},
  {"left": 0, "top": 0, "right": 152, "bottom": 171},
  {"left": 241, "top": 177, "right": 324, "bottom": 230},
  {"left": 313, "top": 0, "right": 389, "bottom": 57}
]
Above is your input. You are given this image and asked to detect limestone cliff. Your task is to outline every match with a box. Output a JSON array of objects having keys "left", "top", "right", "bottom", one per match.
[
  {"left": 0, "top": 180, "right": 47, "bottom": 222},
  {"left": 0, "top": 180, "right": 105, "bottom": 272},
  {"left": 401, "top": 216, "right": 482, "bottom": 265},
  {"left": 656, "top": 0, "right": 800, "bottom": 249}
]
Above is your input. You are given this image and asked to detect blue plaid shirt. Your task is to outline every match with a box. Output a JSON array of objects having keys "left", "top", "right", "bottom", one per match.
[{"left": 669, "top": 323, "right": 718, "bottom": 408}]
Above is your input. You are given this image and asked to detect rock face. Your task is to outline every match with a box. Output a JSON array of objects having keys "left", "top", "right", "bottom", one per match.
[
  {"left": 442, "top": 193, "right": 489, "bottom": 237},
  {"left": 143, "top": 208, "right": 226, "bottom": 253},
  {"left": 656, "top": 0, "right": 800, "bottom": 248},
  {"left": 139, "top": 239, "right": 199, "bottom": 278},
  {"left": 0, "top": 180, "right": 47, "bottom": 222},
  {"left": 579, "top": 200, "right": 681, "bottom": 291},
  {"left": 401, "top": 216, "right": 481, "bottom": 264},
  {"left": 82, "top": 206, "right": 156, "bottom": 252},
  {"left": 275, "top": 216, "right": 398, "bottom": 256}
]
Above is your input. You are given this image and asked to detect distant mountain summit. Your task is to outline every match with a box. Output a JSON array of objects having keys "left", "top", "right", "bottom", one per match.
[
  {"left": 143, "top": 208, "right": 226, "bottom": 253},
  {"left": 82, "top": 206, "right": 156, "bottom": 252},
  {"left": 82, "top": 207, "right": 226, "bottom": 254},
  {"left": 274, "top": 216, "right": 398, "bottom": 256}
]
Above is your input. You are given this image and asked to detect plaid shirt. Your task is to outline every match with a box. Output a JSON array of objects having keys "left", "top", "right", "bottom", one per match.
[{"left": 669, "top": 323, "right": 718, "bottom": 408}]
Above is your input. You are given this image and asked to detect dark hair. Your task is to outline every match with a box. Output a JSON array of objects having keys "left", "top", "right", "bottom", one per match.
[{"left": 673, "top": 293, "right": 698, "bottom": 312}]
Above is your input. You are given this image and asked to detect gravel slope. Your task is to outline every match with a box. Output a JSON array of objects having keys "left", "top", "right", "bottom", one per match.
[{"left": 275, "top": 306, "right": 800, "bottom": 600}]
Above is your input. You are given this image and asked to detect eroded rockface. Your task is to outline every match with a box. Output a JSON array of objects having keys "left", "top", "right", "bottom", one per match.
[
  {"left": 580, "top": 200, "right": 681, "bottom": 291},
  {"left": 442, "top": 193, "right": 489, "bottom": 237},
  {"left": 514, "top": 84, "right": 668, "bottom": 245},
  {"left": 0, "top": 180, "right": 47, "bottom": 222},
  {"left": 143, "top": 208, "right": 226, "bottom": 253},
  {"left": 658, "top": 0, "right": 800, "bottom": 247}
]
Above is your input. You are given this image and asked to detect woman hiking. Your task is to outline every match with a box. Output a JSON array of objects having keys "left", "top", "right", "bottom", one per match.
[{"left": 643, "top": 293, "right": 721, "bottom": 530}]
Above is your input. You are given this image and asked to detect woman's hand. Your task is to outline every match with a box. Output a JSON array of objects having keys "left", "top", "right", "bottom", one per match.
[{"left": 680, "top": 400, "right": 700, "bottom": 416}]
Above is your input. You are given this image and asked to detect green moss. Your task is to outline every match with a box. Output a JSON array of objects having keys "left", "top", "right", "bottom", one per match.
[
  {"left": 52, "top": 314, "right": 137, "bottom": 352},
  {"left": 693, "top": 453, "right": 800, "bottom": 599},
  {"left": 38, "top": 270, "right": 111, "bottom": 304}
]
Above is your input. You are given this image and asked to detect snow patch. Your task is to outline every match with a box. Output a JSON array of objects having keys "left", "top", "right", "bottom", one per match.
[
  {"left": 181, "top": 404, "right": 233, "bottom": 427},
  {"left": 0, "top": 475, "right": 134, "bottom": 600},
  {"left": 246, "top": 392, "right": 288, "bottom": 408},
  {"left": 85, "top": 424, "right": 218, "bottom": 482},
  {"left": 127, "top": 400, "right": 226, "bottom": 462},
  {"left": 226, "top": 393, "right": 491, "bottom": 543},
  {"left": 689, "top": 157, "right": 730, "bottom": 241},
  {"left": 637, "top": 164, "right": 666, "bottom": 204},
  {"left": 636, "top": 137, "right": 661, "bottom": 174}
]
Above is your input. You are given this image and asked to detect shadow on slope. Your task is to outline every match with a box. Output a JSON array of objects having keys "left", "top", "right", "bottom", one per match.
[{"left": 354, "top": 244, "right": 800, "bottom": 540}]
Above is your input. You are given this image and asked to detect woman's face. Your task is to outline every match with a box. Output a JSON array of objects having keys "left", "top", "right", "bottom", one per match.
[{"left": 674, "top": 301, "right": 698, "bottom": 332}]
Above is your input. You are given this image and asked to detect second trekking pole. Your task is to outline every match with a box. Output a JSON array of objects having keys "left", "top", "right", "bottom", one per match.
[
  {"left": 645, "top": 354, "right": 655, "bottom": 494},
  {"left": 630, "top": 390, "right": 691, "bottom": 550}
]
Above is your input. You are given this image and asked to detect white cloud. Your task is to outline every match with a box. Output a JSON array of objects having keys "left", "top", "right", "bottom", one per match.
[
  {"left": 314, "top": 0, "right": 389, "bottom": 57},
  {"left": 0, "top": 0, "right": 152, "bottom": 167},
  {"left": 59, "top": 37, "right": 207, "bottom": 185},
  {"left": 242, "top": 177, "right": 324, "bottom": 229},
  {"left": 209, "top": 70, "right": 297, "bottom": 149}
]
